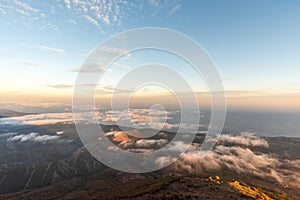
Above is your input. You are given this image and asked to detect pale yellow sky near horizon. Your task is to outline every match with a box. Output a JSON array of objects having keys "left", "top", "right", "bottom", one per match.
[{"left": 0, "top": 90, "right": 299, "bottom": 112}]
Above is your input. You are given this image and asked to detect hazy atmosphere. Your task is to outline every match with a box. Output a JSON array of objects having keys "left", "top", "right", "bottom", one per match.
[{"left": 0, "top": 1, "right": 299, "bottom": 200}]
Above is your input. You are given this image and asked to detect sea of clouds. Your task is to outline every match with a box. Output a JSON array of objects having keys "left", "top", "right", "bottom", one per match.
[{"left": 0, "top": 109, "right": 299, "bottom": 188}]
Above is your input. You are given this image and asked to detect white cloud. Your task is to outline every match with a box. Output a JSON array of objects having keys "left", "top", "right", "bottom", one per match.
[
  {"left": 96, "top": 108, "right": 177, "bottom": 131},
  {"left": 7, "top": 132, "right": 60, "bottom": 142},
  {"left": 64, "top": 0, "right": 71, "bottom": 9},
  {"left": 94, "top": 109, "right": 203, "bottom": 133},
  {"left": 13, "top": 0, "right": 39, "bottom": 13},
  {"left": 69, "top": 19, "right": 77, "bottom": 24},
  {"left": 0, "top": 113, "right": 74, "bottom": 126},
  {"left": 71, "top": 46, "right": 129, "bottom": 73},
  {"left": 99, "top": 46, "right": 129, "bottom": 55},
  {"left": 0, "top": 102, "right": 72, "bottom": 114},
  {"left": 101, "top": 85, "right": 133, "bottom": 93},
  {"left": 38, "top": 46, "right": 65, "bottom": 54},
  {"left": 0, "top": 108, "right": 199, "bottom": 133},
  {"left": 47, "top": 84, "right": 74, "bottom": 89},
  {"left": 84, "top": 14, "right": 102, "bottom": 30},
  {"left": 218, "top": 132, "right": 269, "bottom": 147},
  {"left": 71, "top": 66, "right": 109, "bottom": 73},
  {"left": 66, "top": 0, "right": 182, "bottom": 32},
  {"left": 149, "top": 0, "right": 160, "bottom": 8},
  {"left": 1, "top": 0, "right": 182, "bottom": 35},
  {"left": 169, "top": 4, "right": 181, "bottom": 15},
  {"left": 155, "top": 156, "right": 176, "bottom": 166},
  {"left": 135, "top": 139, "right": 168, "bottom": 148},
  {"left": 18, "top": 60, "right": 41, "bottom": 66},
  {"left": 161, "top": 135, "right": 300, "bottom": 187},
  {"left": 164, "top": 141, "right": 195, "bottom": 152},
  {"left": 46, "top": 84, "right": 97, "bottom": 89},
  {"left": 0, "top": 1, "right": 182, "bottom": 38},
  {"left": 15, "top": 8, "right": 28, "bottom": 15},
  {"left": 103, "top": 131, "right": 296, "bottom": 186}
]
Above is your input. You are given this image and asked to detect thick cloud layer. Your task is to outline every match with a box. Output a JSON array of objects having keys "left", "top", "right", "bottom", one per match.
[
  {"left": 0, "top": 109, "right": 203, "bottom": 134},
  {"left": 1, "top": 109, "right": 299, "bottom": 189},
  {"left": 167, "top": 134, "right": 300, "bottom": 187},
  {"left": 96, "top": 109, "right": 180, "bottom": 130},
  {"left": 104, "top": 131, "right": 299, "bottom": 188},
  {"left": 218, "top": 132, "right": 269, "bottom": 147}
]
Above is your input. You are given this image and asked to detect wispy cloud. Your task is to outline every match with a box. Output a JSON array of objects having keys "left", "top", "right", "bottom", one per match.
[
  {"left": 99, "top": 46, "right": 129, "bottom": 55},
  {"left": 21, "top": 44, "right": 65, "bottom": 54},
  {"left": 1, "top": 0, "right": 182, "bottom": 34},
  {"left": 149, "top": 0, "right": 160, "bottom": 8},
  {"left": 18, "top": 60, "right": 41, "bottom": 66},
  {"left": 71, "top": 66, "right": 110, "bottom": 73},
  {"left": 169, "top": 4, "right": 181, "bottom": 15},
  {"left": 47, "top": 84, "right": 97, "bottom": 89},
  {"left": 46, "top": 84, "right": 73, "bottom": 89},
  {"left": 38, "top": 46, "right": 65, "bottom": 54},
  {"left": 97, "top": 85, "right": 134, "bottom": 93},
  {"left": 12, "top": 0, "right": 39, "bottom": 13},
  {"left": 71, "top": 46, "right": 129, "bottom": 73},
  {"left": 68, "top": 19, "right": 77, "bottom": 25},
  {"left": 84, "top": 14, "right": 103, "bottom": 33},
  {"left": 113, "top": 62, "right": 129, "bottom": 68},
  {"left": 0, "top": 112, "right": 74, "bottom": 126},
  {"left": 0, "top": 1, "right": 61, "bottom": 33}
]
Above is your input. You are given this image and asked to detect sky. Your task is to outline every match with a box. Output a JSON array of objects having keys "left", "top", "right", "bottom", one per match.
[{"left": 0, "top": 0, "right": 300, "bottom": 112}]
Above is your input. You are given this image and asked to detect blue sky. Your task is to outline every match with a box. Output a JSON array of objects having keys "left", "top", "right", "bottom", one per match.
[{"left": 0, "top": 0, "right": 300, "bottom": 110}]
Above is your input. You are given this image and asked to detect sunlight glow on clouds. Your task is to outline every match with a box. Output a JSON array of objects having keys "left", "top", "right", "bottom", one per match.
[
  {"left": 154, "top": 134, "right": 300, "bottom": 187},
  {"left": 0, "top": 113, "right": 74, "bottom": 125},
  {"left": 0, "top": 108, "right": 201, "bottom": 133}
]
